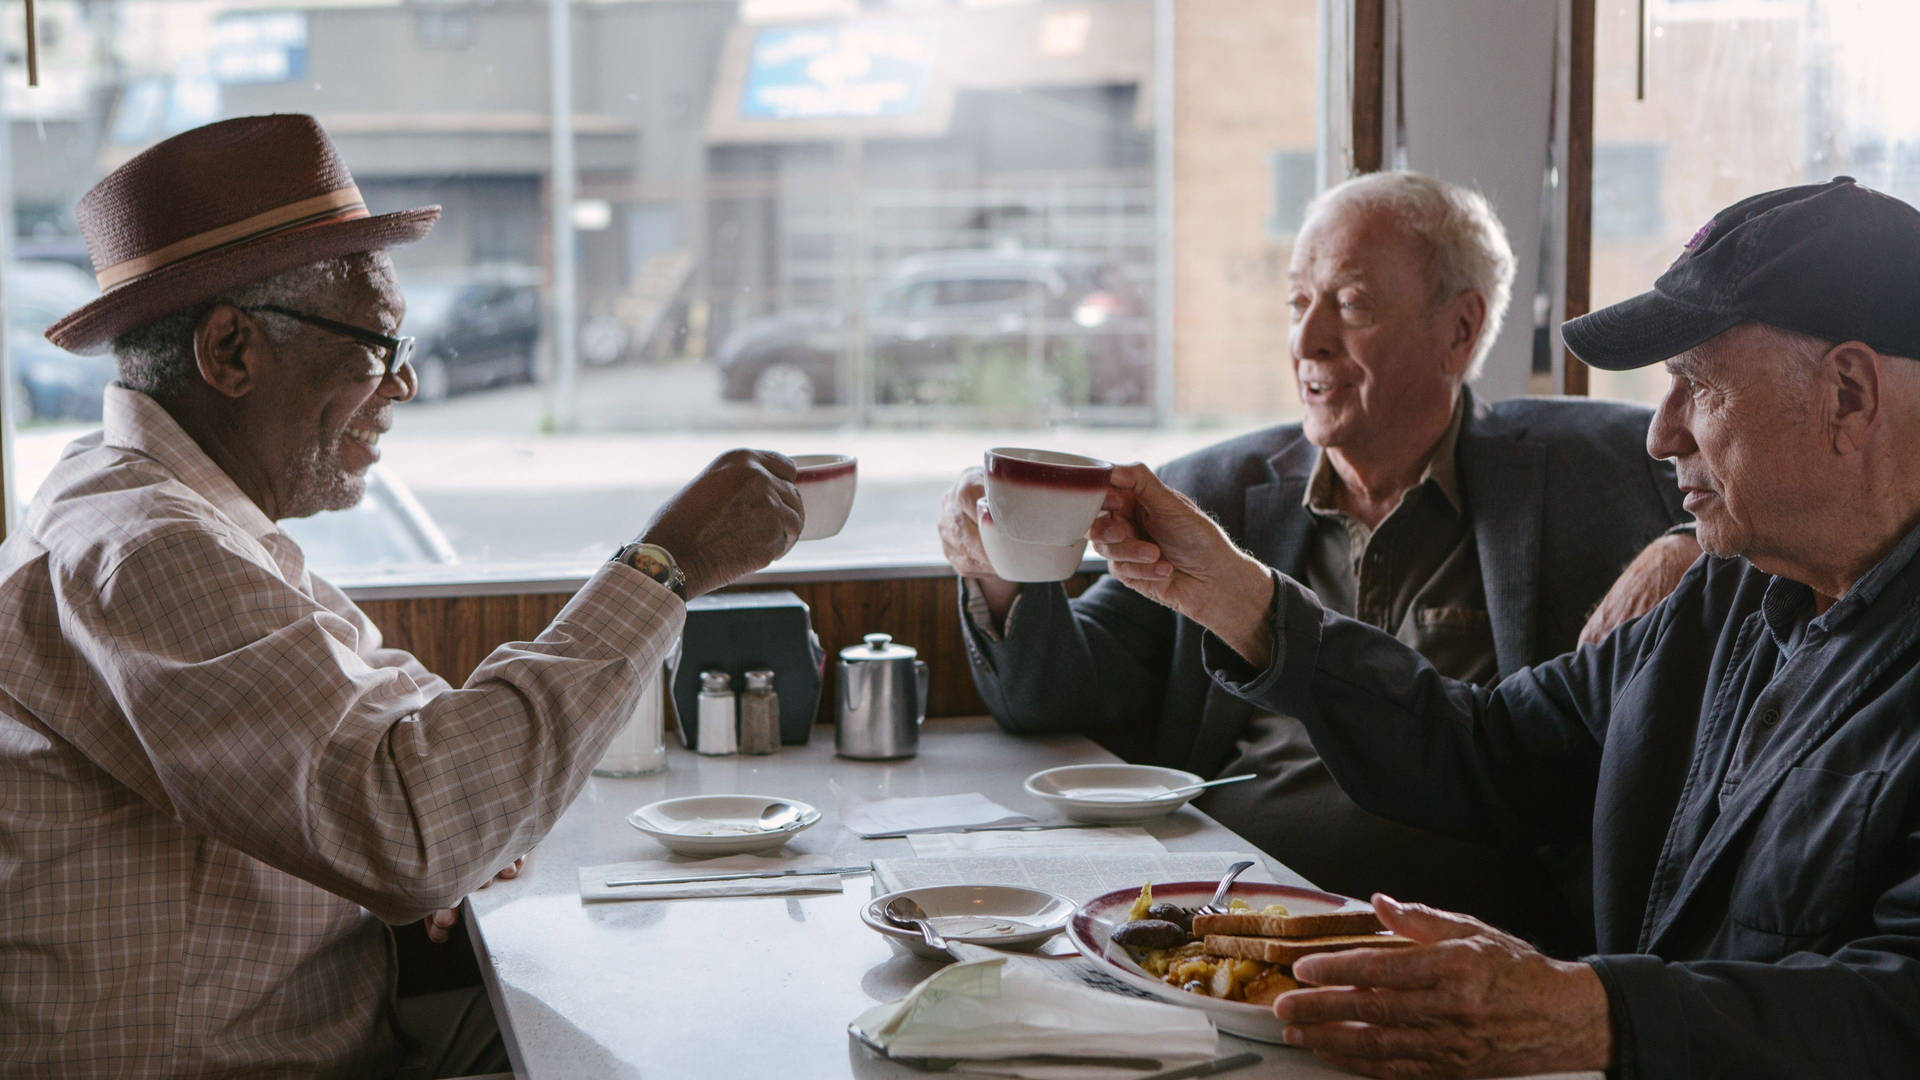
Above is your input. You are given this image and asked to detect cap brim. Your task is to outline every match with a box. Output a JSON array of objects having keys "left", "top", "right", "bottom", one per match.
[
  {"left": 1562, "top": 288, "right": 1745, "bottom": 371},
  {"left": 45, "top": 206, "right": 440, "bottom": 355}
]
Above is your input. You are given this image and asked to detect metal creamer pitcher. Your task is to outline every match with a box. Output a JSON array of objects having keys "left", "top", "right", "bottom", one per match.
[{"left": 836, "top": 633, "right": 929, "bottom": 759}]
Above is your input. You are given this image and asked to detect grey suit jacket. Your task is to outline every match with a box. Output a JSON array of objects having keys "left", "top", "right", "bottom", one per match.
[{"left": 963, "top": 390, "right": 1685, "bottom": 945}]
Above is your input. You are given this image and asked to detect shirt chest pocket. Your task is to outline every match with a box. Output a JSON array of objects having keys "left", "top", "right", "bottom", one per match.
[{"left": 1729, "top": 765, "right": 1882, "bottom": 938}]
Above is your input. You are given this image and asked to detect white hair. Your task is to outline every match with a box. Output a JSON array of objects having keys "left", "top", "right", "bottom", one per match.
[{"left": 1303, "top": 171, "right": 1516, "bottom": 379}]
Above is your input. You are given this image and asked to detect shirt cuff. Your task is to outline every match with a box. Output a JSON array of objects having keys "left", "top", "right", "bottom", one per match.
[
  {"left": 561, "top": 561, "right": 689, "bottom": 665},
  {"left": 961, "top": 576, "right": 1022, "bottom": 642},
  {"left": 1584, "top": 953, "right": 1687, "bottom": 1080},
  {"left": 1203, "top": 569, "right": 1323, "bottom": 706}
]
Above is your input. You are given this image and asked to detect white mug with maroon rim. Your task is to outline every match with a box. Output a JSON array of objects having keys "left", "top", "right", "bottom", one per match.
[
  {"left": 983, "top": 448, "right": 1113, "bottom": 546},
  {"left": 976, "top": 497, "right": 1088, "bottom": 582},
  {"left": 792, "top": 454, "right": 857, "bottom": 541}
]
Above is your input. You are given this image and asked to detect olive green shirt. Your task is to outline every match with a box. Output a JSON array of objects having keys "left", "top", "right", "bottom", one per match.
[{"left": 1298, "top": 399, "right": 1497, "bottom": 684}]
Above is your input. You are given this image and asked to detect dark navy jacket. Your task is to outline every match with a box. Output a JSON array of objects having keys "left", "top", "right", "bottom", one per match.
[{"left": 1209, "top": 523, "right": 1920, "bottom": 1078}]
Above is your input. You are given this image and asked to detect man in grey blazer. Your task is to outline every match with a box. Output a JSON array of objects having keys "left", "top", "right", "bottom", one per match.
[{"left": 938, "top": 172, "right": 1692, "bottom": 949}]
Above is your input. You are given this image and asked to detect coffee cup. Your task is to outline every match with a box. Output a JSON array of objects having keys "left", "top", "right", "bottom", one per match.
[
  {"left": 983, "top": 448, "right": 1112, "bottom": 546},
  {"left": 977, "top": 497, "right": 1088, "bottom": 582},
  {"left": 793, "top": 454, "right": 857, "bottom": 541},
  {"left": 791, "top": 451, "right": 860, "bottom": 538}
]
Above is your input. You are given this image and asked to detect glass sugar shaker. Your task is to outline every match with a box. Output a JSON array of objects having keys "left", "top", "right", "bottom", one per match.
[
  {"left": 738, "top": 669, "right": 781, "bottom": 755},
  {"left": 695, "top": 670, "right": 737, "bottom": 756}
]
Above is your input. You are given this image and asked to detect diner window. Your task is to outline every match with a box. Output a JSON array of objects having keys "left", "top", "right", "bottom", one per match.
[
  {"left": 1, "top": 0, "right": 1326, "bottom": 586},
  {"left": 1587, "top": 0, "right": 1918, "bottom": 404}
]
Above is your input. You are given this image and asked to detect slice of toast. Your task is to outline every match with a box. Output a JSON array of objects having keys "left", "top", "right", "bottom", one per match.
[
  {"left": 1203, "top": 932, "right": 1416, "bottom": 965},
  {"left": 1191, "top": 908, "right": 1385, "bottom": 939}
]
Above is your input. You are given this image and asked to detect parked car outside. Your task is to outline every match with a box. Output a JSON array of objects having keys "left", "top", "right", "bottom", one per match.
[
  {"left": 400, "top": 266, "right": 543, "bottom": 403},
  {"left": 716, "top": 249, "right": 1150, "bottom": 413},
  {"left": 279, "top": 466, "right": 460, "bottom": 574},
  {"left": 7, "top": 260, "right": 116, "bottom": 423}
]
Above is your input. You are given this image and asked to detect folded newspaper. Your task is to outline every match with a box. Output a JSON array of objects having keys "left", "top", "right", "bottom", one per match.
[{"left": 850, "top": 957, "right": 1218, "bottom": 1080}]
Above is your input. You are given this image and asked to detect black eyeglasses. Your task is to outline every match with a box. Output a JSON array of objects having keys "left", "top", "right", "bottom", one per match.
[{"left": 247, "top": 304, "right": 416, "bottom": 379}]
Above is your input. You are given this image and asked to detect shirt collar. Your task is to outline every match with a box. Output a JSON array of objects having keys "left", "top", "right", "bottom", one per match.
[
  {"left": 1760, "top": 513, "right": 1920, "bottom": 647},
  {"left": 101, "top": 386, "right": 280, "bottom": 543},
  {"left": 1304, "top": 394, "right": 1468, "bottom": 517}
]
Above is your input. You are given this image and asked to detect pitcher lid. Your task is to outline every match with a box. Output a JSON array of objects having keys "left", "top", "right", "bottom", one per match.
[{"left": 840, "top": 632, "right": 918, "bottom": 662}]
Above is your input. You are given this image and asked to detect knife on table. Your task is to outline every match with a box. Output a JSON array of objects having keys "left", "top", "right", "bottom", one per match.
[{"left": 604, "top": 864, "right": 871, "bottom": 888}]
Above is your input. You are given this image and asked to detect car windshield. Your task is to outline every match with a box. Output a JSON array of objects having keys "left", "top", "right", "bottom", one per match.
[{"left": 397, "top": 280, "right": 466, "bottom": 331}]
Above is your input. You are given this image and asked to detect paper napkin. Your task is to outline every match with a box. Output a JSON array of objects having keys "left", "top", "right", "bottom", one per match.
[
  {"left": 850, "top": 957, "right": 1218, "bottom": 1080},
  {"left": 835, "top": 786, "right": 1033, "bottom": 838}
]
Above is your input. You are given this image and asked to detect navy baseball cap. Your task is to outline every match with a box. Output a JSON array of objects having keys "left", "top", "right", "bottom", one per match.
[{"left": 1563, "top": 177, "right": 1920, "bottom": 370}]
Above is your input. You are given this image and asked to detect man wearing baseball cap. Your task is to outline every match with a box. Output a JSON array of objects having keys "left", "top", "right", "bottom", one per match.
[
  {"left": 1077, "top": 176, "right": 1920, "bottom": 1077},
  {"left": 0, "top": 115, "right": 805, "bottom": 1076}
]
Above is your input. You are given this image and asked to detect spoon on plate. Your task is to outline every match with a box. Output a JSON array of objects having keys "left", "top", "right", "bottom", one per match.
[
  {"left": 756, "top": 801, "right": 803, "bottom": 831},
  {"left": 884, "top": 895, "right": 949, "bottom": 951},
  {"left": 1074, "top": 774, "right": 1256, "bottom": 802}
]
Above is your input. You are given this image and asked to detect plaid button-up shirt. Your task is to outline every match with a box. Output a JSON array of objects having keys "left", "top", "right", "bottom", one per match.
[{"left": 0, "top": 388, "right": 684, "bottom": 1078}]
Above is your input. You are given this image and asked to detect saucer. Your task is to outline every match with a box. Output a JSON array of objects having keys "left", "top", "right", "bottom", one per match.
[
  {"left": 861, "top": 884, "right": 1076, "bottom": 960},
  {"left": 626, "top": 794, "right": 821, "bottom": 855},
  {"left": 1023, "top": 764, "right": 1206, "bottom": 824}
]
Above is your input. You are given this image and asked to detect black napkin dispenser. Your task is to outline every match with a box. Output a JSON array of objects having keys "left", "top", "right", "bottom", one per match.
[{"left": 670, "top": 589, "right": 824, "bottom": 747}]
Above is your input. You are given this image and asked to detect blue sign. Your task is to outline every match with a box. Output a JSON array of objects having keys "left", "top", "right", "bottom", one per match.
[{"left": 741, "top": 22, "right": 937, "bottom": 121}]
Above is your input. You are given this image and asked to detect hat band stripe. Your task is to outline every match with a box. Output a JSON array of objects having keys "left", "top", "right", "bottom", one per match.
[{"left": 95, "top": 187, "right": 369, "bottom": 291}]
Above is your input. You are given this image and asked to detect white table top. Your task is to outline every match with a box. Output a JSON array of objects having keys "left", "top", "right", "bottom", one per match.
[{"left": 464, "top": 717, "right": 1593, "bottom": 1080}]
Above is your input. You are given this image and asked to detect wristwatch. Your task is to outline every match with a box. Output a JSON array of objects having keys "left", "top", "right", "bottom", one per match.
[{"left": 613, "top": 541, "right": 687, "bottom": 598}]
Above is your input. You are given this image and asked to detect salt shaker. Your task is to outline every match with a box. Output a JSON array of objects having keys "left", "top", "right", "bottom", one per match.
[
  {"left": 695, "top": 670, "right": 737, "bottom": 756},
  {"left": 738, "top": 669, "right": 781, "bottom": 755}
]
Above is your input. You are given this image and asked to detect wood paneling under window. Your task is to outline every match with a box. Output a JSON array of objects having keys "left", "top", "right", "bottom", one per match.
[{"left": 357, "top": 572, "right": 1098, "bottom": 725}]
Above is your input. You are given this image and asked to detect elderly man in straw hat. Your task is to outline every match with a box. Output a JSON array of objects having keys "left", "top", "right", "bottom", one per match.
[
  {"left": 1079, "top": 176, "right": 1920, "bottom": 1076},
  {"left": 0, "top": 115, "right": 804, "bottom": 1077}
]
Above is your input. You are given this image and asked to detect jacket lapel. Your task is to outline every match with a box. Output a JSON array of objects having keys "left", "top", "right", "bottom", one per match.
[
  {"left": 1186, "top": 435, "right": 1316, "bottom": 775},
  {"left": 1457, "top": 394, "right": 1547, "bottom": 677}
]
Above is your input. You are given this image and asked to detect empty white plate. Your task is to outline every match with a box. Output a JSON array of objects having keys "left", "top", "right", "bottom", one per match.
[
  {"left": 626, "top": 794, "right": 821, "bottom": 856},
  {"left": 1024, "top": 764, "right": 1207, "bottom": 824},
  {"left": 861, "top": 884, "right": 1076, "bottom": 960}
]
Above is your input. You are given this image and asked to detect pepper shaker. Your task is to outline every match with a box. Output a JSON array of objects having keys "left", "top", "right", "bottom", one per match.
[
  {"left": 695, "top": 670, "right": 737, "bottom": 756},
  {"left": 738, "top": 669, "right": 781, "bottom": 755}
]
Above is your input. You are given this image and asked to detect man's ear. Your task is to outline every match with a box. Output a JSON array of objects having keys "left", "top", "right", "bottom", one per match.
[
  {"left": 1825, "top": 341, "right": 1883, "bottom": 456},
  {"left": 1442, "top": 289, "right": 1487, "bottom": 377},
  {"left": 192, "top": 304, "right": 271, "bottom": 399}
]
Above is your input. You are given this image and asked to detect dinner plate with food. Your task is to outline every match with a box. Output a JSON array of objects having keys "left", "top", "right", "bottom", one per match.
[
  {"left": 1067, "top": 880, "right": 1410, "bottom": 1043},
  {"left": 625, "top": 794, "right": 822, "bottom": 855}
]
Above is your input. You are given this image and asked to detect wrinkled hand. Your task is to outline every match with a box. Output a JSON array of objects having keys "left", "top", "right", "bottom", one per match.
[
  {"left": 1273, "top": 894, "right": 1614, "bottom": 1078},
  {"left": 937, "top": 466, "right": 997, "bottom": 579},
  {"left": 640, "top": 449, "right": 804, "bottom": 598},
  {"left": 1579, "top": 531, "right": 1701, "bottom": 646},
  {"left": 424, "top": 857, "right": 525, "bottom": 944},
  {"left": 1092, "top": 464, "right": 1275, "bottom": 667},
  {"left": 937, "top": 467, "right": 1022, "bottom": 624}
]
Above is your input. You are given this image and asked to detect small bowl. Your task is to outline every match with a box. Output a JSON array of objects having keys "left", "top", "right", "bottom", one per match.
[
  {"left": 793, "top": 454, "right": 858, "bottom": 541},
  {"left": 861, "top": 884, "right": 1076, "bottom": 960},
  {"left": 1024, "top": 763, "right": 1206, "bottom": 825},
  {"left": 626, "top": 794, "right": 821, "bottom": 856},
  {"left": 984, "top": 447, "right": 1112, "bottom": 546},
  {"left": 977, "top": 497, "right": 1088, "bottom": 582}
]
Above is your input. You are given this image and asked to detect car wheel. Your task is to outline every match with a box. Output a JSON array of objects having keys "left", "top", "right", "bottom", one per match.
[
  {"left": 752, "top": 362, "right": 817, "bottom": 413},
  {"left": 579, "top": 317, "right": 630, "bottom": 366},
  {"left": 414, "top": 354, "right": 451, "bottom": 403}
]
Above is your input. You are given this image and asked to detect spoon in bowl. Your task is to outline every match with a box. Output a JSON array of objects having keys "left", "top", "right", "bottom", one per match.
[
  {"left": 756, "top": 801, "right": 803, "bottom": 832},
  {"left": 884, "top": 895, "right": 949, "bottom": 951}
]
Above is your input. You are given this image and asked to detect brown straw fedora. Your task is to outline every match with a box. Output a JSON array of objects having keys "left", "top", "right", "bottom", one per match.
[{"left": 45, "top": 113, "right": 439, "bottom": 355}]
